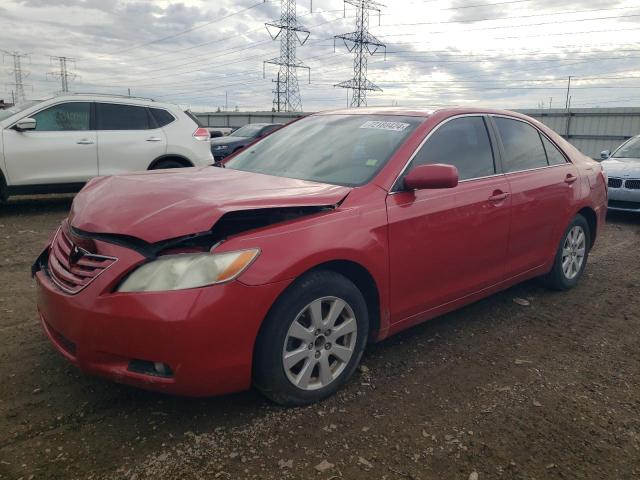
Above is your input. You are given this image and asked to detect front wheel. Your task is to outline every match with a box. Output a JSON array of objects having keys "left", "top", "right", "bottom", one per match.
[
  {"left": 542, "top": 214, "right": 590, "bottom": 290},
  {"left": 253, "top": 270, "right": 369, "bottom": 406}
]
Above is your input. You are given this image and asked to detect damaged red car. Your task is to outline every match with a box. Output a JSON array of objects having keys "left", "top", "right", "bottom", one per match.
[{"left": 33, "top": 108, "right": 607, "bottom": 405}]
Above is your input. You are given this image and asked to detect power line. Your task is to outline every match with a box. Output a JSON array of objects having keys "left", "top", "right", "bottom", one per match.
[{"left": 110, "top": 1, "right": 274, "bottom": 55}]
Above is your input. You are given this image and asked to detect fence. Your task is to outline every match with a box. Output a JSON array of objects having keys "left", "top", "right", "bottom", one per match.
[{"left": 195, "top": 108, "right": 640, "bottom": 159}]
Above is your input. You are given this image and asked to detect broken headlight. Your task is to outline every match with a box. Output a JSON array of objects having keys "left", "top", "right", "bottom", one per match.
[{"left": 117, "top": 249, "right": 259, "bottom": 293}]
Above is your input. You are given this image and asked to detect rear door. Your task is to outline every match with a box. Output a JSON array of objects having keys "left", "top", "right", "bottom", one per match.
[
  {"left": 95, "top": 102, "right": 167, "bottom": 176},
  {"left": 3, "top": 101, "right": 97, "bottom": 185},
  {"left": 490, "top": 116, "right": 579, "bottom": 277},
  {"left": 386, "top": 115, "right": 511, "bottom": 323}
]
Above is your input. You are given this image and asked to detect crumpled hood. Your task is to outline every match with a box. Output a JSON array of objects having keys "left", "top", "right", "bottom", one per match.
[
  {"left": 601, "top": 158, "right": 640, "bottom": 177},
  {"left": 69, "top": 167, "right": 351, "bottom": 243}
]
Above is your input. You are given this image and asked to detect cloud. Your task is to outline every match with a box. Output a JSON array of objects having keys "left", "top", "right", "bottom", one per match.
[{"left": 1, "top": 0, "right": 639, "bottom": 111}]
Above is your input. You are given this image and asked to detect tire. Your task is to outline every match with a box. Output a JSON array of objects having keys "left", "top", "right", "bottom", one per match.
[
  {"left": 542, "top": 214, "right": 590, "bottom": 290},
  {"left": 253, "top": 270, "right": 369, "bottom": 406},
  {"left": 0, "top": 174, "right": 8, "bottom": 203},
  {"left": 150, "top": 159, "right": 186, "bottom": 170}
]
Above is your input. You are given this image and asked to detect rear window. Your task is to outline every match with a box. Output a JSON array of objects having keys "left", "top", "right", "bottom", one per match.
[
  {"left": 149, "top": 108, "right": 175, "bottom": 128},
  {"left": 97, "top": 103, "right": 150, "bottom": 130},
  {"left": 541, "top": 135, "right": 567, "bottom": 165}
]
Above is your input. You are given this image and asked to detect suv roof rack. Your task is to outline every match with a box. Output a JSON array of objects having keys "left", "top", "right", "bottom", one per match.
[{"left": 56, "top": 92, "right": 157, "bottom": 102}]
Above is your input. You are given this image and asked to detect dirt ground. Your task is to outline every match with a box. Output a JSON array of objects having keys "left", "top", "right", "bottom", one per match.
[{"left": 0, "top": 195, "right": 639, "bottom": 480}]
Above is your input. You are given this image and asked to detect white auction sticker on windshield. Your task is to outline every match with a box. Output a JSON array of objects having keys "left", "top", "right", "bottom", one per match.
[{"left": 360, "top": 121, "right": 410, "bottom": 132}]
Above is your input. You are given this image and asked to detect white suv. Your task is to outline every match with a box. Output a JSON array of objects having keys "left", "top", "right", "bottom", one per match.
[{"left": 0, "top": 94, "right": 213, "bottom": 201}]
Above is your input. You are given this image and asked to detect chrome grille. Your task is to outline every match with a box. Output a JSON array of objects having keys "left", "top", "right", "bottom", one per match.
[{"left": 47, "top": 226, "right": 116, "bottom": 294}]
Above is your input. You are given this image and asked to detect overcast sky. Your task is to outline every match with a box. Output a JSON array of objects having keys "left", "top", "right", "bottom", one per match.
[{"left": 1, "top": 0, "right": 639, "bottom": 111}]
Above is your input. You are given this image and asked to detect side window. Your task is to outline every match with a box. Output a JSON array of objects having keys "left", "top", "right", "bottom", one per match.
[
  {"left": 149, "top": 108, "right": 175, "bottom": 128},
  {"left": 494, "top": 117, "right": 547, "bottom": 172},
  {"left": 541, "top": 135, "right": 567, "bottom": 165},
  {"left": 32, "top": 102, "right": 90, "bottom": 131},
  {"left": 96, "top": 103, "right": 150, "bottom": 130},
  {"left": 411, "top": 116, "right": 495, "bottom": 181}
]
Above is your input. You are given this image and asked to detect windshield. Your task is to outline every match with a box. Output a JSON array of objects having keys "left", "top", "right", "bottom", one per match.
[
  {"left": 226, "top": 114, "right": 422, "bottom": 186},
  {"left": 0, "top": 100, "right": 40, "bottom": 122},
  {"left": 230, "top": 124, "right": 264, "bottom": 138},
  {"left": 612, "top": 136, "right": 640, "bottom": 159}
]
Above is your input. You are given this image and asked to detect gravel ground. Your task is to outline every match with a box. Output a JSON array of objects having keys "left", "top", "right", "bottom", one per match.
[{"left": 0, "top": 195, "right": 639, "bottom": 480}]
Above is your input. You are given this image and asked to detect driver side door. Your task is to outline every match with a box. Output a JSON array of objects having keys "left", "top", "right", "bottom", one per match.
[
  {"left": 3, "top": 101, "right": 97, "bottom": 186},
  {"left": 386, "top": 115, "right": 511, "bottom": 326}
]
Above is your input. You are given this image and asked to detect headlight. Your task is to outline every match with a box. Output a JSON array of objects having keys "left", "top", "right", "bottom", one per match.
[
  {"left": 117, "top": 249, "right": 259, "bottom": 292},
  {"left": 213, "top": 145, "right": 228, "bottom": 151}
]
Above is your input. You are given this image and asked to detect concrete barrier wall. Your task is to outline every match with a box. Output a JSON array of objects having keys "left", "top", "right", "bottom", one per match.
[{"left": 196, "top": 108, "right": 640, "bottom": 159}]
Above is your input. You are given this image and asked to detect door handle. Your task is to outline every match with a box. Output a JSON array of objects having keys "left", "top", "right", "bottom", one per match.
[
  {"left": 564, "top": 174, "right": 578, "bottom": 184},
  {"left": 146, "top": 137, "right": 162, "bottom": 142},
  {"left": 77, "top": 139, "right": 94, "bottom": 145},
  {"left": 488, "top": 191, "right": 509, "bottom": 202}
]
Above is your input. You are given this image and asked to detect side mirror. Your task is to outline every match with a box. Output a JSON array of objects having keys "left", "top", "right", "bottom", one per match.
[
  {"left": 14, "top": 117, "right": 37, "bottom": 132},
  {"left": 600, "top": 150, "right": 610, "bottom": 160},
  {"left": 404, "top": 164, "right": 459, "bottom": 190},
  {"left": 210, "top": 131, "right": 223, "bottom": 138}
]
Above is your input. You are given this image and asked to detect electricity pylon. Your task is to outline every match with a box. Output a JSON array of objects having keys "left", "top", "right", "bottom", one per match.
[
  {"left": 335, "top": 0, "right": 386, "bottom": 107},
  {"left": 264, "top": 0, "right": 311, "bottom": 112}
]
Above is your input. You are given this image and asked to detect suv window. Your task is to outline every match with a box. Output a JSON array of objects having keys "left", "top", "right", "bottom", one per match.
[
  {"left": 32, "top": 102, "right": 90, "bottom": 131},
  {"left": 410, "top": 116, "right": 495, "bottom": 181},
  {"left": 494, "top": 117, "right": 547, "bottom": 172},
  {"left": 541, "top": 135, "right": 567, "bottom": 165},
  {"left": 150, "top": 108, "right": 175, "bottom": 128},
  {"left": 96, "top": 103, "right": 150, "bottom": 130}
]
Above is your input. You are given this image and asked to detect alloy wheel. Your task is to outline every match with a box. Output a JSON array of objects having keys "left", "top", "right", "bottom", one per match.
[
  {"left": 282, "top": 296, "right": 358, "bottom": 391},
  {"left": 561, "top": 225, "right": 586, "bottom": 280}
]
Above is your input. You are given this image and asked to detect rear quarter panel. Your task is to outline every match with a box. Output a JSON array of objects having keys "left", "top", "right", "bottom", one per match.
[
  {"left": 162, "top": 110, "right": 212, "bottom": 166},
  {"left": 536, "top": 121, "right": 607, "bottom": 246}
]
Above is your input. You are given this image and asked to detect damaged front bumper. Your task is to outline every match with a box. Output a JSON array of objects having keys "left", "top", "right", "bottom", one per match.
[{"left": 34, "top": 238, "right": 291, "bottom": 396}]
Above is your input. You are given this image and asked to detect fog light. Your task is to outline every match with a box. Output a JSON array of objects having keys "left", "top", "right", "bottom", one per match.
[
  {"left": 154, "top": 362, "right": 170, "bottom": 376},
  {"left": 128, "top": 359, "right": 174, "bottom": 378}
]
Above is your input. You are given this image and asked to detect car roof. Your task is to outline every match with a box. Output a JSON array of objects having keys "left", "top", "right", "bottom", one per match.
[
  {"left": 46, "top": 93, "right": 179, "bottom": 110},
  {"left": 313, "top": 106, "right": 535, "bottom": 120}
]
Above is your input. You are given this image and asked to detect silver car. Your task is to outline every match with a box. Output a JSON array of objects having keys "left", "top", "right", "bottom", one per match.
[{"left": 601, "top": 135, "right": 640, "bottom": 213}]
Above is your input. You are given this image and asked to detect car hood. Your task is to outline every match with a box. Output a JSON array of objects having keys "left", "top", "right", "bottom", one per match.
[
  {"left": 69, "top": 167, "right": 351, "bottom": 243},
  {"left": 210, "top": 136, "right": 250, "bottom": 146},
  {"left": 601, "top": 158, "right": 640, "bottom": 177}
]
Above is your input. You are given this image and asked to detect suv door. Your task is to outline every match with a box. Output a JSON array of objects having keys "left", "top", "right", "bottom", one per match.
[
  {"left": 95, "top": 103, "right": 167, "bottom": 176},
  {"left": 3, "top": 101, "right": 96, "bottom": 185},
  {"left": 490, "top": 116, "right": 579, "bottom": 277},
  {"left": 386, "top": 115, "right": 511, "bottom": 324}
]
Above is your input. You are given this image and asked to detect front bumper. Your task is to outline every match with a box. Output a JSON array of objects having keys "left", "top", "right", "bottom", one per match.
[
  {"left": 34, "top": 240, "right": 290, "bottom": 396},
  {"left": 607, "top": 179, "right": 640, "bottom": 212}
]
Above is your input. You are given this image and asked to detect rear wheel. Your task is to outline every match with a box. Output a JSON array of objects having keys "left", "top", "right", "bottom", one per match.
[
  {"left": 150, "top": 159, "right": 186, "bottom": 170},
  {"left": 253, "top": 270, "right": 368, "bottom": 406},
  {"left": 542, "top": 214, "right": 590, "bottom": 290}
]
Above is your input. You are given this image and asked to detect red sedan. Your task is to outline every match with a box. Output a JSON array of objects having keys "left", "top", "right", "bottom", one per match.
[{"left": 33, "top": 107, "right": 607, "bottom": 405}]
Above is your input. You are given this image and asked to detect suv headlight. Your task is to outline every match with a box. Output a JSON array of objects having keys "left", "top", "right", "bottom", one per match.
[{"left": 117, "top": 249, "right": 259, "bottom": 292}]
